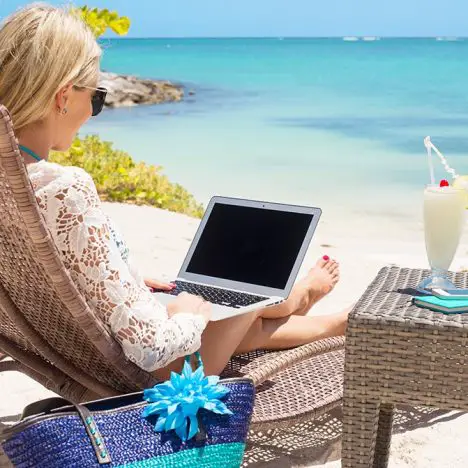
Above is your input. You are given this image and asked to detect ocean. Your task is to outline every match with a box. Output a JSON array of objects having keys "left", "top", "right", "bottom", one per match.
[{"left": 83, "top": 37, "right": 468, "bottom": 219}]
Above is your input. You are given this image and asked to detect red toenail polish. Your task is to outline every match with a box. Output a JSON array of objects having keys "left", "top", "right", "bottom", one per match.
[{"left": 323, "top": 255, "right": 330, "bottom": 261}]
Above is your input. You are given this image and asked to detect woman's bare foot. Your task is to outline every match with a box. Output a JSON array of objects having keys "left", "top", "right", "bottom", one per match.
[{"left": 288, "top": 256, "right": 340, "bottom": 316}]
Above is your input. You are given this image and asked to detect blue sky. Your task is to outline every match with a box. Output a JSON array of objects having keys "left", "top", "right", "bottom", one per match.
[{"left": 0, "top": 0, "right": 467, "bottom": 37}]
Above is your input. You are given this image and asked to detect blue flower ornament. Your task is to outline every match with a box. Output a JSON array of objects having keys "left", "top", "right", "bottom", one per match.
[{"left": 142, "top": 353, "right": 233, "bottom": 441}]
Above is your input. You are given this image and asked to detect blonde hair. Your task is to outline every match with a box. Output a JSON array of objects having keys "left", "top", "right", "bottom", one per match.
[{"left": 0, "top": 3, "right": 101, "bottom": 130}]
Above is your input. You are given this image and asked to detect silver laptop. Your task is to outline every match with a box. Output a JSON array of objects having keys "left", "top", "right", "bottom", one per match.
[{"left": 154, "top": 196, "right": 321, "bottom": 321}]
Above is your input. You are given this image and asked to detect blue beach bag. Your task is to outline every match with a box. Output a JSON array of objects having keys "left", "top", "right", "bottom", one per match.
[{"left": 1, "top": 353, "right": 255, "bottom": 467}]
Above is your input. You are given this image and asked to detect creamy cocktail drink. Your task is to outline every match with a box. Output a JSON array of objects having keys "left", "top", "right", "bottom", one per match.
[
  {"left": 421, "top": 183, "right": 465, "bottom": 289},
  {"left": 417, "top": 137, "right": 468, "bottom": 289}
]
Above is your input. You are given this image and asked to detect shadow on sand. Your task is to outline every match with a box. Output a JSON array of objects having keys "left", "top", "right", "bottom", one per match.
[{"left": 243, "top": 405, "right": 465, "bottom": 467}]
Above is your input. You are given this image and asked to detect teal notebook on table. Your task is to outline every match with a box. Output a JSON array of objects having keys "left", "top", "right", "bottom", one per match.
[{"left": 413, "top": 295, "right": 468, "bottom": 314}]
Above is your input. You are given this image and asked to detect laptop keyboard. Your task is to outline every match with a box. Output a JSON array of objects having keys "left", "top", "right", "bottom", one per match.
[{"left": 158, "top": 281, "right": 268, "bottom": 309}]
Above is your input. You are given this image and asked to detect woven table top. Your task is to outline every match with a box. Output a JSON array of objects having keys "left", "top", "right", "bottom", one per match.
[{"left": 351, "top": 266, "right": 468, "bottom": 330}]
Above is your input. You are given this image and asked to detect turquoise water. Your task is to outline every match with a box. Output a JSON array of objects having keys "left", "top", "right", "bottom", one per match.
[{"left": 83, "top": 38, "right": 468, "bottom": 216}]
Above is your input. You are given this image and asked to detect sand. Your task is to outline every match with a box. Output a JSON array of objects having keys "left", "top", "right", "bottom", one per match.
[{"left": 2, "top": 201, "right": 468, "bottom": 467}]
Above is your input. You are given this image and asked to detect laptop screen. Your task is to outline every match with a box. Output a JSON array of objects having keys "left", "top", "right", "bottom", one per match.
[{"left": 186, "top": 203, "right": 314, "bottom": 290}]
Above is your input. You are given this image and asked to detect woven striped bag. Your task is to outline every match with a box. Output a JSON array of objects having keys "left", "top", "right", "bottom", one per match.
[{"left": 1, "top": 355, "right": 255, "bottom": 467}]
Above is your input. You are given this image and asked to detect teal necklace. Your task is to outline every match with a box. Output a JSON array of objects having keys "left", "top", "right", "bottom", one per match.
[{"left": 19, "top": 145, "right": 43, "bottom": 162}]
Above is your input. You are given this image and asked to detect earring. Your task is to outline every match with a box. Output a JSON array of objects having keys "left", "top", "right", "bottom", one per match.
[{"left": 62, "top": 108, "right": 68, "bottom": 115}]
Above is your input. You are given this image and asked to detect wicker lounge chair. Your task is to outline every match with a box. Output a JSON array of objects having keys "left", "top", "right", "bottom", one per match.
[{"left": 0, "top": 105, "right": 344, "bottom": 443}]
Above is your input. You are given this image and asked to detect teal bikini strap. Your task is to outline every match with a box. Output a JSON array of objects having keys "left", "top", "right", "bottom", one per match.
[{"left": 19, "top": 145, "right": 42, "bottom": 162}]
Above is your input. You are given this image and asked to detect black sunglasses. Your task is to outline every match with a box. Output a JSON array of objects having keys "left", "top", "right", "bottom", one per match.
[
  {"left": 91, "top": 87, "right": 107, "bottom": 117},
  {"left": 75, "top": 86, "right": 108, "bottom": 117}
]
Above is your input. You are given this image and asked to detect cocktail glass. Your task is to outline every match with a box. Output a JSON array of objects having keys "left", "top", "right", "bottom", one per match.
[{"left": 418, "top": 184, "right": 465, "bottom": 290}]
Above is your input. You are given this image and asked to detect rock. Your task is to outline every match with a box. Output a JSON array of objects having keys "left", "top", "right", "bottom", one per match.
[{"left": 100, "top": 72, "right": 184, "bottom": 108}]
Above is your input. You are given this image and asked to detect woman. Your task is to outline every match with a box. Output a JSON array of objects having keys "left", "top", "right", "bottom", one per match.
[{"left": 0, "top": 4, "right": 349, "bottom": 380}]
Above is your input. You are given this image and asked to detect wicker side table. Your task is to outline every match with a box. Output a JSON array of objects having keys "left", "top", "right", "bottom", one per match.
[{"left": 342, "top": 266, "right": 468, "bottom": 468}]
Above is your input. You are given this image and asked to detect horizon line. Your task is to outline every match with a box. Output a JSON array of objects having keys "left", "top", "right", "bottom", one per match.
[{"left": 101, "top": 35, "right": 468, "bottom": 40}]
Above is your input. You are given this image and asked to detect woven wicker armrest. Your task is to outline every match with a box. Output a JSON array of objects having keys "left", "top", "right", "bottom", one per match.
[
  {"left": 0, "top": 360, "right": 18, "bottom": 372},
  {"left": 0, "top": 337, "right": 100, "bottom": 402},
  {"left": 0, "top": 358, "right": 98, "bottom": 402},
  {"left": 246, "top": 336, "right": 345, "bottom": 386}
]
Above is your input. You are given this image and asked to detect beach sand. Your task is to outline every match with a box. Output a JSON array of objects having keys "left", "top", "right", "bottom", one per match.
[{"left": 2, "top": 202, "right": 468, "bottom": 467}]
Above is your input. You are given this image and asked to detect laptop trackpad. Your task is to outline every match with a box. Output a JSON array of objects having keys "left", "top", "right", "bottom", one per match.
[{"left": 153, "top": 293, "right": 251, "bottom": 321}]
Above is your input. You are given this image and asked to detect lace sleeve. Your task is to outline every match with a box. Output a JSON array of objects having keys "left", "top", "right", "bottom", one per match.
[{"left": 35, "top": 166, "right": 207, "bottom": 372}]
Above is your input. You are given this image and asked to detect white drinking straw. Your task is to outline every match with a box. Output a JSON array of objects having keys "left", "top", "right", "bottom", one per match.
[
  {"left": 424, "top": 136, "right": 459, "bottom": 180},
  {"left": 424, "top": 136, "right": 436, "bottom": 185}
]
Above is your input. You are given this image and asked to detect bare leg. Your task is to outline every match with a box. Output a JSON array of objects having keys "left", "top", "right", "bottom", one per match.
[
  {"left": 237, "top": 307, "right": 350, "bottom": 353},
  {"left": 153, "top": 310, "right": 260, "bottom": 380},
  {"left": 153, "top": 306, "right": 350, "bottom": 381},
  {"left": 260, "top": 256, "right": 340, "bottom": 319}
]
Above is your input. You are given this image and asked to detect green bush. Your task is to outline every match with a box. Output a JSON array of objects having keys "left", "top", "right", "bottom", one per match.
[{"left": 50, "top": 136, "right": 204, "bottom": 218}]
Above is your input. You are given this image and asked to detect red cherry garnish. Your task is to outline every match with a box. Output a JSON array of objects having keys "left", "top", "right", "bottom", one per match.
[{"left": 440, "top": 179, "right": 450, "bottom": 187}]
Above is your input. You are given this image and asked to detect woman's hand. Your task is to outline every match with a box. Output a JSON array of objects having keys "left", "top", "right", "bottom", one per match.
[
  {"left": 166, "top": 292, "right": 212, "bottom": 323},
  {"left": 144, "top": 278, "right": 176, "bottom": 292}
]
